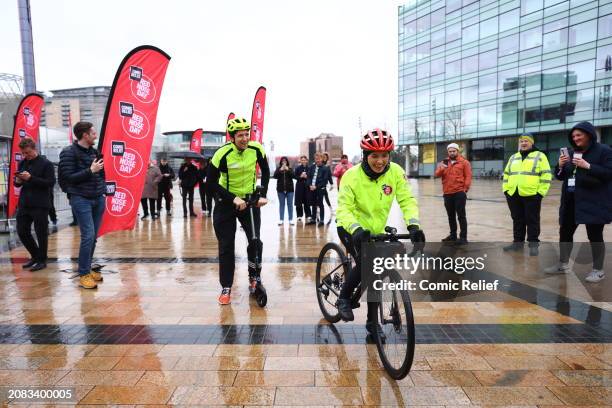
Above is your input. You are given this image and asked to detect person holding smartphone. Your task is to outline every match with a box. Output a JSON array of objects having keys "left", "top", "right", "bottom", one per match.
[
  {"left": 273, "top": 156, "right": 295, "bottom": 225},
  {"left": 58, "top": 121, "right": 106, "bottom": 289},
  {"left": 14, "top": 138, "right": 55, "bottom": 271},
  {"left": 547, "top": 121, "right": 612, "bottom": 283},
  {"left": 434, "top": 143, "right": 472, "bottom": 245}
]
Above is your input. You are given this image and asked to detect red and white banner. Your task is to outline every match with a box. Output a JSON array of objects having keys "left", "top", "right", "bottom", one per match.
[
  {"left": 225, "top": 112, "right": 235, "bottom": 142},
  {"left": 250, "top": 86, "right": 266, "bottom": 143},
  {"left": 7, "top": 93, "right": 44, "bottom": 218},
  {"left": 190, "top": 128, "right": 202, "bottom": 154},
  {"left": 97, "top": 45, "right": 170, "bottom": 237}
]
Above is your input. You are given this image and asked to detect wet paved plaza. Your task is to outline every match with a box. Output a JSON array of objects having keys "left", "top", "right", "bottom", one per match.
[{"left": 0, "top": 179, "right": 610, "bottom": 406}]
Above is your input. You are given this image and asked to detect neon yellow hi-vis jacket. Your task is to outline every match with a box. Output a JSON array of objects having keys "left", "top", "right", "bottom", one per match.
[
  {"left": 502, "top": 150, "right": 552, "bottom": 197},
  {"left": 209, "top": 141, "right": 269, "bottom": 200},
  {"left": 336, "top": 162, "right": 419, "bottom": 235}
]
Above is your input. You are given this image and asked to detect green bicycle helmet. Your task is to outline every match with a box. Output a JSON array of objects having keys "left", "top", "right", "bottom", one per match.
[{"left": 227, "top": 117, "right": 251, "bottom": 134}]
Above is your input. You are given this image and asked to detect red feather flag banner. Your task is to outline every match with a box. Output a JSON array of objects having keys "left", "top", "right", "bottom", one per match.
[
  {"left": 97, "top": 45, "right": 171, "bottom": 237},
  {"left": 250, "top": 86, "right": 266, "bottom": 143},
  {"left": 225, "top": 112, "right": 235, "bottom": 142},
  {"left": 7, "top": 93, "right": 44, "bottom": 218},
  {"left": 190, "top": 128, "right": 203, "bottom": 154}
]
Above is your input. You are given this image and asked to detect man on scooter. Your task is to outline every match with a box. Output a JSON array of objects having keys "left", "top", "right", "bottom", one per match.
[{"left": 208, "top": 117, "right": 270, "bottom": 305}]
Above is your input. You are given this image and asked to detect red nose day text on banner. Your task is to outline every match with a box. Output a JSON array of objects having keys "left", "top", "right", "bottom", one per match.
[
  {"left": 225, "top": 112, "right": 235, "bottom": 142},
  {"left": 97, "top": 45, "right": 170, "bottom": 237},
  {"left": 8, "top": 93, "right": 44, "bottom": 218},
  {"left": 250, "top": 86, "right": 266, "bottom": 143},
  {"left": 190, "top": 128, "right": 203, "bottom": 154}
]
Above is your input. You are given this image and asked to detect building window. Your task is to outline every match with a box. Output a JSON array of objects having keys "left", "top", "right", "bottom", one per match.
[
  {"left": 479, "top": 73, "right": 497, "bottom": 94},
  {"left": 567, "top": 59, "right": 595, "bottom": 85},
  {"left": 480, "top": 16, "right": 498, "bottom": 39},
  {"left": 500, "top": 102, "right": 519, "bottom": 129},
  {"left": 542, "top": 67, "right": 568, "bottom": 89},
  {"left": 479, "top": 50, "right": 498, "bottom": 70},
  {"left": 521, "top": 0, "right": 543, "bottom": 15},
  {"left": 431, "top": 29, "right": 446, "bottom": 48},
  {"left": 596, "top": 44, "right": 612, "bottom": 71},
  {"left": 463, "top": 24, "right": 479, "bottom": 45},
  {"left": 446, "top": 22, "right": 461, "bottom": 43},
  {"left": 431, "top": 58, "right": 445, "bottom": 75},
  {"left": 569, "top": 21, "right": 597, "bottom": 46},
  {"left": 404, "top": 19, "right": 416, "bottom": 36},
  {"left": 417, "top": 61, "right": 430, "bottom": 79},
  {"left": 417, "top": 14, "right": 430, "bottom": 33},
  {"left": 431, "top": 7, "right": 445, "bottom": 28},
  {"left": 499, "top": 34, "right": 519, "bottom": 56},
  {"left": 499, "top": 8, "right": 520, "bottom": 32},
  {"left": 461, "top": 86, "right": 478, "bottom": 104},
  {"left": 462, "top": 55, "right": 479, "bottom": 75},
  {"left": 446, "top": 0, "right": 462, "bottom": 13},
  {"left": 543, "top": 28, "right": 568, "bottom": 53},
  {"left": 498, "top": 67, "right": 519, "bottom": 91},
  {"left": 598, "top": 14, "right": 612, "bottom": 39},
  {"left": 446, "top": 58, "right": 462, "bottom": 78},
  {"left": 417, "top": 42, "right": 430, "bottom": 60},
  {"left": 471, "top": 138, "right": 505, "bottom": 160},
  {"left": 520, "top": 26, "right": 543, "bottom": 50}
]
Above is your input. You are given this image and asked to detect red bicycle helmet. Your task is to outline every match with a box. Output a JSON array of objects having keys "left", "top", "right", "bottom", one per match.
[{"left": 360, "top": 128, "right": 394, "bottom": 151}]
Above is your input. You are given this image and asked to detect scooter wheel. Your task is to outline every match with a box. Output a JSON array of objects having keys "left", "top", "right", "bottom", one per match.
[{"left": 256, "top": 293, "right": 267, "bottom": 307}]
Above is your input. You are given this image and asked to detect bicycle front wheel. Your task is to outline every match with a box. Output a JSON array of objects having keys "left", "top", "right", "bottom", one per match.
[
  {"left": 374, "top": 268, "right": 415, "bottom": 380},
  {"left": 315, "top": 242, "right": 349, "bottom": 323}
]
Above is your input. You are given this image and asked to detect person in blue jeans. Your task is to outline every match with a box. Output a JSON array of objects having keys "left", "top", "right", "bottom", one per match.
[
  {"left": 274, "top": 156, "right": 295, "bottom": 225},
  {"left": 58, "top": 121, "right": 106, "bottom": 289}
]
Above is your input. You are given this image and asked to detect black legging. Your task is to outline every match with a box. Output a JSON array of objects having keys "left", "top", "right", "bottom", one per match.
[
  {"left": 337, "top": 226, "right": 377, "bottom": 322},
  {"left": 559, "top": 194, "right": 605, "bottom": 270}
]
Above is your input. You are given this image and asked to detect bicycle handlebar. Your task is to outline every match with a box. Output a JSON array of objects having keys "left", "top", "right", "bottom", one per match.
[{"left": 369, "top": 227, "right": 413, "bottom": 242}]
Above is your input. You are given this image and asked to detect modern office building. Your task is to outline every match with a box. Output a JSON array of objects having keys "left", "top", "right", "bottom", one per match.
[
  {"left": 398, "top": 0, "right": 612, "bottom": 175},
  {"left": 42, "top": 86, "right": 111, "bottom": 130},
  {"left": 299, "top": 133, "right": 344, "bottom": 164}
]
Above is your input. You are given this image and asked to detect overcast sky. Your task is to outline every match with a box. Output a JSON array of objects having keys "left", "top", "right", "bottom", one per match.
[{"left": 1, "top": 0, "right": 403, "bottom": 158}]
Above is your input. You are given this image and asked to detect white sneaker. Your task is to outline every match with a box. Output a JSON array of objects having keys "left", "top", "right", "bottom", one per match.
[
  {"left": 545, "top": 262, "right": 570, "bottom": 274},
  {"left": 289, "top": 219, "right": 295, "bottom": 225},
  {"left": 585, "top": 269, "right": 605, "bottom": 283},
  {"left": 297, "top": 217, "right": 302, "bottom": 222},
  {"left": 278, "top": 220, "right": 283, "bottom": 225}
]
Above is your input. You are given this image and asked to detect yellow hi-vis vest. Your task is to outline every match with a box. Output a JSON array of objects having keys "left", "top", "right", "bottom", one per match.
[{"left": 502, "top": 151, "right": 552, "bottom": 197}]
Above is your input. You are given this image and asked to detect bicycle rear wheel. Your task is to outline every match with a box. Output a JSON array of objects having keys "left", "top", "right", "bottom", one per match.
[
  {"left": 315, "top": 242, "right": 349, "bottom": 323},
  {"left": 374, "top": 268, "right": 415, "bottom": 380}
]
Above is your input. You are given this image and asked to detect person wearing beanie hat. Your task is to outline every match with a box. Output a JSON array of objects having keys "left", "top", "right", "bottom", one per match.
[
  {"left": 547, "top": 121, "right": 612, "bottom": 283},
  {"left": 502, "top": 132, "right": 552, "bottom": 255},
  {"left": 435, "top": 143, "right": 472, "bottom": 245}
]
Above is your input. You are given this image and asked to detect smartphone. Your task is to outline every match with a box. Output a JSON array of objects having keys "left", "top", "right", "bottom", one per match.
[
  {"left": 443, "top": 159, "right": 449, "bottom": 165},
  {"left": 560, "top": 147, "right": 568, "bottom": 157}
]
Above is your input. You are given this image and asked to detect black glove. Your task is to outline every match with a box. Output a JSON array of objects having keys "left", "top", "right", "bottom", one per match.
[
  {"left": 408, "top": 225, "right": 426, "bottom": 253},
  {"left": 352, "top": 227, "right": 371, "bottom": 250}
]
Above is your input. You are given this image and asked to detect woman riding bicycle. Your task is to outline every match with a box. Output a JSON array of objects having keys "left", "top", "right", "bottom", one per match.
[{"left": 336, "top": 129, "right": 425, "bottom": 337}]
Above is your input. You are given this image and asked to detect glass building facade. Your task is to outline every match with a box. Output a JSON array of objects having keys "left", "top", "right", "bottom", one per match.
[{"left": 398, "top": 0, "right": 612, "bottom": 174}]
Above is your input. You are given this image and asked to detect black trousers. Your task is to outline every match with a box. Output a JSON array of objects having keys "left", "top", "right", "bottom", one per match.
[
  {"left": 181, "top": 187, "right": 195, "bottom": 215},
  {"left": 16, "top": 207, "right": 49, "bottom": 262},
  {"left": 213, "top": 200, "right": 263, "bottom": 288},
  {"left": 559, "top": 194, "right": 605, "bottom": 270},
  {"left": 506, "top": 192, "right": 542, "bottom": 243},
  {"left": 337, "top": 227, "right": 377, "bottom": 322},
  {"left": 310, "top": 188, "right": 325, "bottom": 222},
  {"left": 323, "top": 189, "right": 332, "bottom": 206},
  {"left": 443, "top": 192, "right": 467, "bottom": 239},
  {"left": 295, "top": 195, "right": 311, "bottom": 219},
  {"left": 48, "top": 191, "right": 57, "bottom": 224},
  {"left": 141, "top": 198, "right": 157, "bottom": 216},
  {"left": 157, "top": 187, "right": 172, "bottom": 212},
  {"left": 198, "top": 182, "right": 213, "bottom": 212}
]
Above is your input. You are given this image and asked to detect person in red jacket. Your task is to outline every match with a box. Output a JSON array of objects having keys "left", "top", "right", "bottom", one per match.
[
  {"left": 434, "top": 143, "right": 472, "bottom": 245},
  {"left": 333, "top": 154, "right": 353, "bottom": 188}
]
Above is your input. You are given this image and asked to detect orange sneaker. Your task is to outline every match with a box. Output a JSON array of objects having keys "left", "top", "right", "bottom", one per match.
[
  {"left": 218, "top": 288, "right": 231, "bottom": 305},
  {"left": 91, "top": 271, "right": 103, "bottom": 281}
]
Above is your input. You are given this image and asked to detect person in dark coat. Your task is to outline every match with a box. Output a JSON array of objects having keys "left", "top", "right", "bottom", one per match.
[
  {"left": 274, "top": 156, "right": 295, "bottom": 225},
  {"left": 178, "top": 158, "right": 198, "bottom": 218},
  {"left": 14, "top": 138, "right": 56, "bottom": 271},
  {"left": 307, "top": 151, "right": 332, "bottom": 226},
  {"left": 547, "top": 121, "right": 612, "bottom": 283},
  {"left": 293, "top": 155, "right": 311, "bottom": 222},
  {"left": 157, "top": 157, "right": 175, "bottom": 216},
  {"left": 196, "top": 158, "right": 213, "bottom": 216}
]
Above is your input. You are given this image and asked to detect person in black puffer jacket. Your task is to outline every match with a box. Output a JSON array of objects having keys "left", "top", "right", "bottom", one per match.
[
  {"left": 273, "top": 156, "right": 295, "bottom": 225},
  {"left": 547, "top": 121, "right": 612, "bottom": 283},
  {"left": 14, "top": 137, "right": 55, "bottom": 271},
  {"left": 178, "top": 158, "right": 198, "bottom": 218},
  {"left": 58, "top": 121, "right": 106, "bottom": 289}
]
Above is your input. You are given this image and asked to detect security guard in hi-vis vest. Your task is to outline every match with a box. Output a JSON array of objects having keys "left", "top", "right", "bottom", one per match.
[
  {"left": 502, "top": 133, "right": 552, "bottom": 255},
  {"left": 207, "top": 117, "right": 270, "bottom": 305}
]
